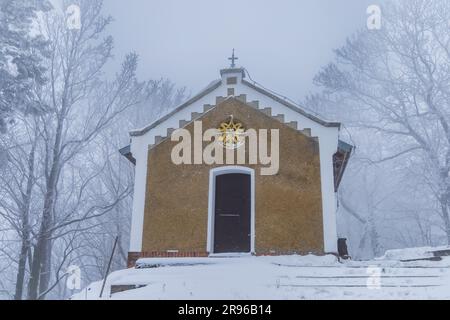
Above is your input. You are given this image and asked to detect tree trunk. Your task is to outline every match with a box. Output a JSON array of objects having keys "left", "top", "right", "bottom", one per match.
[
  {"left": 27, "top": 244, "right": 40, "bottom": 300},
  {"left": 368, "top": 215, "right": 382, "bottom": 257},
  {"left": 38, "top": 239, "right": 52, "bottom": 299},
  {"left": 14, "top": 239, "right": 29, "bottom": 300},
  {"left": 27, "top": 105, "right": 65, "bottom": 299},
  {"left": 438, "top": 164, "right": 450, "bottom": 245},
  {"left": 440, "top": 200, "right": 450, "bottom": 245},
  {"left": 27, "top": 195, "right": 54, "bottom": 300},
  {"left": 14, "top": 137, "right": 36, "bottom": 300}
]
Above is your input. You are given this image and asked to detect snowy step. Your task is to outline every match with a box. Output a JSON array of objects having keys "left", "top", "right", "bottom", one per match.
[
  {"left": 191, "top": 112, "right": 202, "bottom": 121},
  {"left": 216, "top": 96, "right": 226, "bottom": 104},
  {"left": 431, "top": 249, "right": 450, "bottom": 257},
  {"left": 154, "top": 136, "right": 165, "bottom": 144},
  {"left": 283, "top": 275, "right": 442, "bottom": 279},
  {"left": 167, "top": 128, "right": 175, "bottom": 137},
  {"left": 401, "top": 257, "right": 442, "bottom": 262},
  {"left": 301, "top": 128, "right": 311, "bottom": 137},
  {"left": 278, "top": 275, "right": 442, "bottom": 287},
  {"left": 179, "top": 119, "right": 190, "bottom": 128},
  {"left": 286, "top": 121, "right": 298, "bottom": 130},
  {"left": 273, "top": 114, "right": 285, "bottom": 122},
  {"left": 203, "top": 104, "right": 214, "bottom": 112},
  {"left": 277, "top": 284, "right": 440, "bottom": 289},
  {"left": 261, "top": 108, "right": 272, "bottom": 116},
  {"left": 248, "top": 101, "right": 259, "bottom": 108},
  {"left": 236, "top": 94, "right": 247, "bottom": 103}
]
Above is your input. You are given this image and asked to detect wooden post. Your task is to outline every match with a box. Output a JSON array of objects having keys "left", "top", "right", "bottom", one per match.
[{"left": 99, "top": 236, "right": 119, "bottom": 299}]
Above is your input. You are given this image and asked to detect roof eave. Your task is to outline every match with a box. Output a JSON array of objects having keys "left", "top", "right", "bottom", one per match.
[
  {"left": 242, "top": 80, "right": 341, "bottom": 128},
  {"left": 119, "top": 145, "right": 136, "bottom": 165},
  {"left": 334, "top": 140, "right": 354, "bottom": 191}
]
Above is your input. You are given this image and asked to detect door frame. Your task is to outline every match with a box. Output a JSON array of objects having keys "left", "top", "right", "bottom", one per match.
[{"left": 207, "top": 166, "right": 255, "bottom": 255}]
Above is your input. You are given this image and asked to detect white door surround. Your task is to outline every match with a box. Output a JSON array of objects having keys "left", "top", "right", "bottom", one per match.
[{"left": 207, "top": 166, "right": 256, "bottom": 255}]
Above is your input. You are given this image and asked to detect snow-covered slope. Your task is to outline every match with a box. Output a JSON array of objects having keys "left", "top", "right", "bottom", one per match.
[
  {"left": 72, "top": 252, "right": 450, "bottom": 300},
  {"left": 377, "top": 246, "right": 450, "bottom": 261}
]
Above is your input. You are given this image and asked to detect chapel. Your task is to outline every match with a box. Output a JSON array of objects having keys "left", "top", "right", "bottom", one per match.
[{"left": 121, "top": 57, "right": 352, "bottom": 267}]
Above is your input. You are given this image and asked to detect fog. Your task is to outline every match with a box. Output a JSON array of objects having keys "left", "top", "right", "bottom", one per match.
[
  {"left": 103, "top": 0, "right": 375, "bottom": 99},
  {"left": 2, "top": 0, "right": 449, "bottom": 300}
]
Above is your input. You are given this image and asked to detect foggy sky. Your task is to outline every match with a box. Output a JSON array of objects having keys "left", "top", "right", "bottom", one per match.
[{"left": 103, "top": 0, "right": 376, "bottom": 101}]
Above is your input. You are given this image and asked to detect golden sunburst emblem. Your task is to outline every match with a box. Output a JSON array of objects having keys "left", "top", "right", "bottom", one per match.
[{"left": 217, "top": 116, "right": 245, "bottom": 149}]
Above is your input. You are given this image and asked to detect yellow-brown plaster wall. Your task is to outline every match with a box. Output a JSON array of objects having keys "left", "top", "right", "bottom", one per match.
[{"left": 142, "top": 98, "right": 324, "bottom": 255}]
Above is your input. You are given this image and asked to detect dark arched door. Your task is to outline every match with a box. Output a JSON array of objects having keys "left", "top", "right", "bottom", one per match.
[{"left": 214, "top": 173, "right": 251, "bottom": 253}]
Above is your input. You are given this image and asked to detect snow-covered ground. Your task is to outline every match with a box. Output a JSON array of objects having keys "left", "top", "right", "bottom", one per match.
[{"left": 72, "top": 248, "right": 450, "bottom": 300}]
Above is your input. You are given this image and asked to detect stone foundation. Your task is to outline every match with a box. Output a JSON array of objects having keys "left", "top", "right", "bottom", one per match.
[
  {"left": 127, "top": 251, "right": 209, "bottom": 268},
  {"left": 127, "top": 250, "right": 330, "bottom": 268}
]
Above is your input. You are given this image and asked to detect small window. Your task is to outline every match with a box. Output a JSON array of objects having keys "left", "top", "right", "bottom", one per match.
[
  {"left": 227, "top": 77, "right": 237, "bottom": 85},
  {"left": 227, "top": 88, "right": 235, "bottom": 96}
]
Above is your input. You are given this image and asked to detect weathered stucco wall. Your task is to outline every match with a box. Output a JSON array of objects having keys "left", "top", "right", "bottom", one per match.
[{"left": 142, "top": 98, "right": 324, "bottom": 254}]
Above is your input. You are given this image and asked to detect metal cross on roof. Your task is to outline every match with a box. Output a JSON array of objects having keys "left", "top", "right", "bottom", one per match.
[{"left": 228, "top": 49, "right": 238, "bottom": 68}]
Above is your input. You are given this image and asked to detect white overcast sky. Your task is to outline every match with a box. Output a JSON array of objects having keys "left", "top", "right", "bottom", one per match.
[{"left": 102, "top": 0, "right": 378, "bottom": 101}]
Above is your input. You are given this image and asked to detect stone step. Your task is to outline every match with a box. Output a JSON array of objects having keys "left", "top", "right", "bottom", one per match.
[
  {"left": 216, "top": 96, "right": 226, "bottom": 104},
  {"left": 236, "top": 94, "right": 247, "bottom": 103},
  {"left": 155, "top": 136, "right": 165, "bottom": 144},
  {"left": 167, "top": 128, "right": 175, "bottom": 137},
  {"left": 179, "top": 119, "right": 190, "bottom": 127},
  {"left": 261, "top": 108, "right": 272, "bottom": 116},
  {"left": 191, "top": 112, "right": 202, "bottom": 121},
  {"left": 248, "top": 101, "right": 259, "bottom": 108},
  {"left": 203, "top": 104, "right": 214, "bottom": 112},
  {"left": 286, "top": 121, "right": 298, "bottom": 130},
  {"left": 274, "top": 114, "right": 285, "bottom": 122},
  {"left": 301, "top": 128, "right": 311, "bottom": 137}
]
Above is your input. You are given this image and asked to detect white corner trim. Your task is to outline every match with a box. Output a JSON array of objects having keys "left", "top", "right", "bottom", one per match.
[{"left": 207, "top": 166, "right": 256, "bottom": 254}]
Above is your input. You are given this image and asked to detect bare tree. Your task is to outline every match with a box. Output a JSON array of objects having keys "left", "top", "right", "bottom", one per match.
[
  {"left": 24, "top": 0, "right": 146, "bottom": 299},
  {"left": 0, "top": 115, "right": 41, "bottom": 299},
  {"left": 0, "top": 0, "right": 51, "bottom": 133},
  {"left": 0, "top": 0, "right": 189, "bottom": 300},
  {"left": 311, "top": 0, "right": 450, "bottom": 246}
]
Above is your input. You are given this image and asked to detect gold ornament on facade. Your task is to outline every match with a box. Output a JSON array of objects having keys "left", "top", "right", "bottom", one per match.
[{"left": 217, "top": 116, "right": 245, "bottom": 149}]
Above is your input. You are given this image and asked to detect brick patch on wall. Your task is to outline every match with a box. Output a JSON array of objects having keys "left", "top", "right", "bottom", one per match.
[
  {"left": 127, "top": 251, "right": 209, "bottom": 268},
  {"left": 127, "top": 250, "right": 330, "bottom": 268}
]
